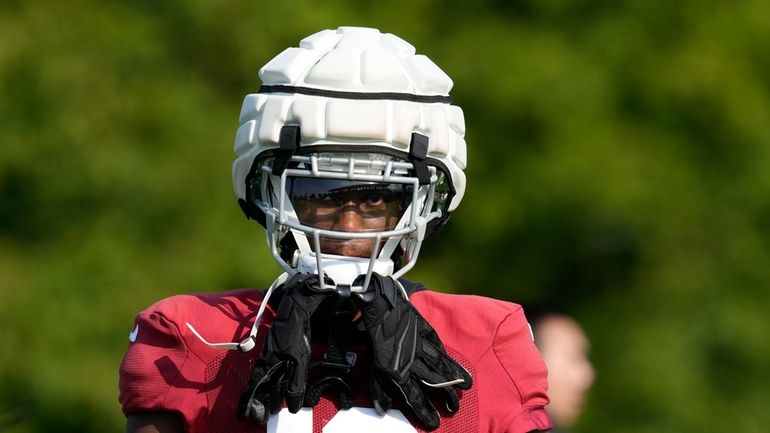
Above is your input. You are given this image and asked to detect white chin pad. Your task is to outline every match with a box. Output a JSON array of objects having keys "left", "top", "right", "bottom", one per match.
[{"left": 297, "top": 254, "right": 394, "bottom": 287}]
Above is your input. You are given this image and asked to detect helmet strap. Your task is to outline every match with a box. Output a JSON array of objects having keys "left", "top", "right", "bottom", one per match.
[
  {"left": 272, "top": 125, "right": 301, "bottom": 175},
  {"left": 409, "top": 132, "right": 431, "bottom": 185}
]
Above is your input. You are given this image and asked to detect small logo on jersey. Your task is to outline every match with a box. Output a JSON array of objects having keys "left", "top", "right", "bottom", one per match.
[
  {"left": 345, "top": 351, "right": 357, "bottom": 366},
  {"left": 128, "top": 324, "right": 139, "bottom": 343}
]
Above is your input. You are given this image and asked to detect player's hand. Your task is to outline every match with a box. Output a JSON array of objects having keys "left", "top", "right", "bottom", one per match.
[
  {"left": 238, "top": 273, "right": 334, "bottom": 424},
  {"left": 353, "top": 274, "right": 473, "bottom": 431}
]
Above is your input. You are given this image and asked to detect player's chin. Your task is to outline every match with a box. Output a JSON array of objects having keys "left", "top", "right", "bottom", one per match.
[{"left": 320, "top": 239, "right": 376, "bottom": 258}]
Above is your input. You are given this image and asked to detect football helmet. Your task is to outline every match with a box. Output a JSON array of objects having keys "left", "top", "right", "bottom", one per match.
[{"left": 233, "top": 27, "right": 467, "bottom": 291}]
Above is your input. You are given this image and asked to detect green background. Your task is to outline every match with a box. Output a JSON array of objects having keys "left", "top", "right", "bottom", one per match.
[{"left": 2, "top": 1, "right": 769, "bottom": 432}]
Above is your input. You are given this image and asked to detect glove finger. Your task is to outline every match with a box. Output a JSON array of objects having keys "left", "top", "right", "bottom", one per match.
[
  {"left": 302, "top": 290, "right": 335, "bottom": 315},
  {"left": 399, "top": 379, "right": 440, "bottom": 431},
  {"left": 277, "top": 277, "right": 333, "bottom": 321},
  {"left": 419, "top": 341, "right": 473, "bottom": 390},
  {"left": 269, "top": 367, "right": 286, "bottom": 415},
  {"left": 417, "top": 320, "right": 471, "bottom": 387},
  {"left": 285, "top": 346, "right": 312, "bottom": 411},
  {"left": 435, "top": 354, "right": 473, "bottom": 389},
  {"left": 437, "top": 350, "right": 473, "bottom": 389},
  {"left": 450, "top": 360, "right": 473, "bottom": 390},
  {"left": 368, "top": 371, "right": 392, "bottom": 415},
  {"left": 439, "top": 385, "right": 460, "bottom": 413},
  {"left": 239, "top": 395, "right": 268, "bottom": 424},
  {"left": 278, "top": 360, "right": 305, "bottom": 413},
  {"left": 238, "top": 361, "right": 285, "bottom": 423},
  {"left": 286, "top": 393, "right": 303, "bottom": 413},
  {"left": 238, "top": 373, "right": 268, "bottom": 423},
  {"left": 410, "top": 360, "right": 468, "bottom": 416},
  {"left": 351, "top": 275, "right": 395, "bottom": 324},
  {"left": 411, "top": 358, "right": 462, "bottom": 389}
]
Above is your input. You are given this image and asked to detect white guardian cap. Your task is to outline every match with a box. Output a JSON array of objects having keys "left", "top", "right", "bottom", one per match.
[{"left": 232, "top": 27, "right": 467, "bottom": 291}]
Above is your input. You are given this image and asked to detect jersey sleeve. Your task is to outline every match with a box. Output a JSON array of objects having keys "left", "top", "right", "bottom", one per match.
[
  {"left": 118, "top": 306, "right": 207, "bottom": 429},
  {"left": 494, "top": 307, "right": 553, "bottom": 433}
]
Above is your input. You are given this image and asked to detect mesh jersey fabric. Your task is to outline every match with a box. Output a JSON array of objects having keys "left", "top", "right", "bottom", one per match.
[{"left": 118, "top": 285, "right": 552, "bottom": 433}]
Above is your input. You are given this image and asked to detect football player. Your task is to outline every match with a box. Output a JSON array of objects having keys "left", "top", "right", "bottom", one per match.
[{"left": 120, "top": 27, "right": 553, "bottom": 433}]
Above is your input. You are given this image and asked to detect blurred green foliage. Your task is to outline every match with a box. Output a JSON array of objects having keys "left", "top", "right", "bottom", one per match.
[{"left": 1, "top": 1, "right": 769, "bottom": 432}]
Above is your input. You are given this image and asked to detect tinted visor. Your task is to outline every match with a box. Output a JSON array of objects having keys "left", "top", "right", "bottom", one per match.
[{"left": 288, "top": 177, "right": 412, "bottom": 232}]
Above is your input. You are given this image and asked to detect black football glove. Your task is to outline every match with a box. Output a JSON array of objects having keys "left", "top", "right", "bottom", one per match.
[
  {"left": 353, "top": 274, "right": 473, "bottom": 431},
  {"left": 238, "top": 273, "right": 334, "bottom": 424}
]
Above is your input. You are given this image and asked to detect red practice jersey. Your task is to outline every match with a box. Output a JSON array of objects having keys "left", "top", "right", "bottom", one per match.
[{"left": 119, "top": 283, "right": 552, "bottom": 433}]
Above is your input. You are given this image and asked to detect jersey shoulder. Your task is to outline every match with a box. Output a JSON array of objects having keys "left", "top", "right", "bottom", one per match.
[
  {"left": 125, "top": 287, "right": 270, "bottom": 371},
  {"left": 144, "top": 288, "right": 266, "bottom": 325},
  {"left": 408, "top": 288, "right": 552, "bottom": 433},
  {"left": 119, "top": 288, "right": 269, "bottom": 431},
  {"left": 409, "top": 289, "right": 526, "bottom": 340}
]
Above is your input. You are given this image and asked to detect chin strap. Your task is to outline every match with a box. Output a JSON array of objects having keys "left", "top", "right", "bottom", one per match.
[{"left": 186, "top": 272, "right": 289, "bottom": 352}]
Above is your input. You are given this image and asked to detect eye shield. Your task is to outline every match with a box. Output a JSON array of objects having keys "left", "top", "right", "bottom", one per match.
[{"left": 288, "top": 178, "right": 413, "bottom": 230}]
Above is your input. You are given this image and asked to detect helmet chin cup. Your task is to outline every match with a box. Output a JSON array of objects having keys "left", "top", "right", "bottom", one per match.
[{"left": 296, "top": 254, "right": 394, "bottom": 291}]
